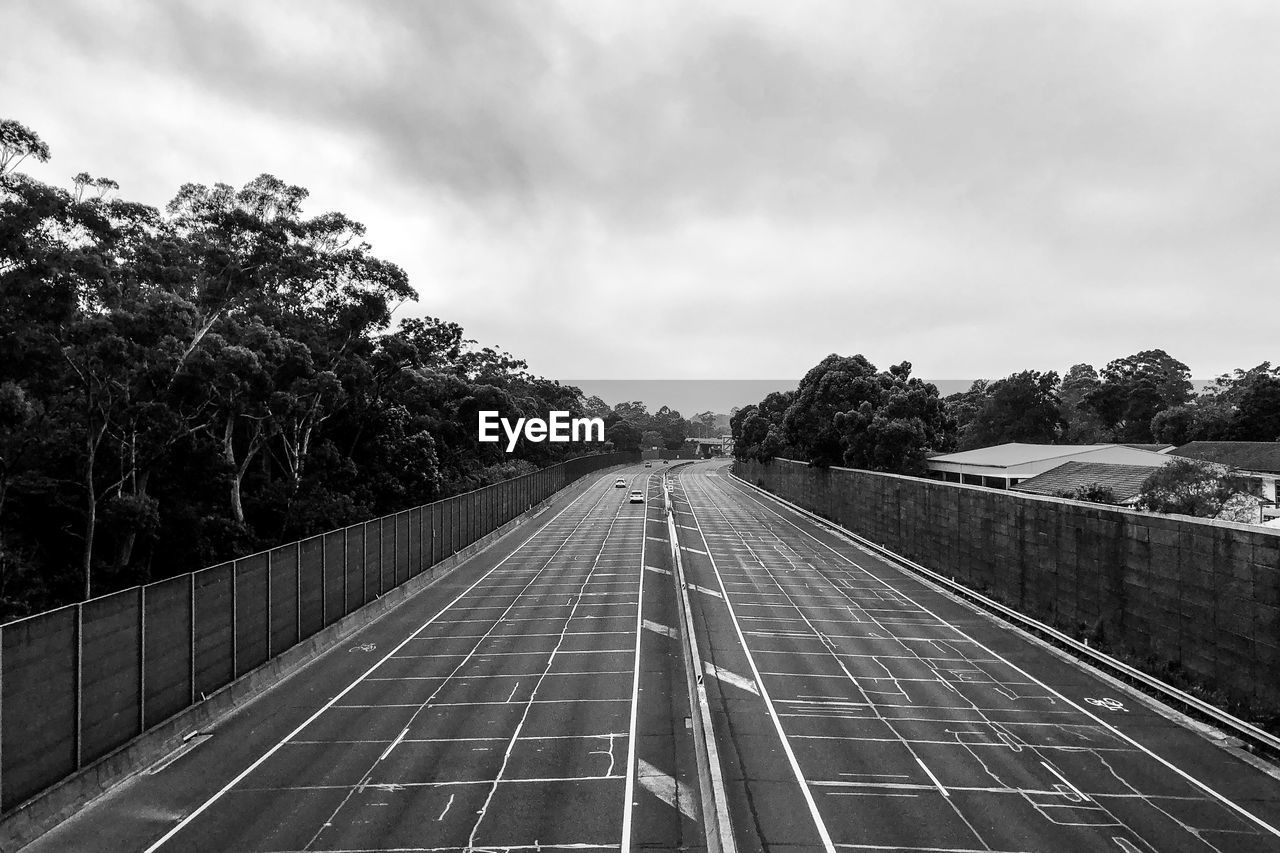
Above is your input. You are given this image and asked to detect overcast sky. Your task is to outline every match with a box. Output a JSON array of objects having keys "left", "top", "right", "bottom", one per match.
[{"left": 6, "top": 0, "right": 1279, "bottom": 386}]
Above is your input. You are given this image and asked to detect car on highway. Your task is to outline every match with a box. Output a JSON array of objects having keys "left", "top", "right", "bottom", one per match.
[
  {"left": 644, "top": 461, "right": 652, "bottom": 467},
  {"left": 614, "top": 478, "right": 627, "bottom": 488},
  {"left": 629, "top": 490, "right": 644, "bottom": 503}
]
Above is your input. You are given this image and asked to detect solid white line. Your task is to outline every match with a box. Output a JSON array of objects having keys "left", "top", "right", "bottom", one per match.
[
  {"left": 378, "top": 726, "right": 409, "bottom": 762},
  {"left": 1040, "top": 760, "right": 1089, "bottom": 802},
  {"left": 728, "top": 472, "right": 1280, "bottom": 841},
  {"left": 913, "top": 755, "right": 949, "bottom": 798},
  {"left": 621, "top": 473, "right": 655, "bottom": 853},
  {"left": 142, "top": 473, "right": 621, "bottom": 852}
]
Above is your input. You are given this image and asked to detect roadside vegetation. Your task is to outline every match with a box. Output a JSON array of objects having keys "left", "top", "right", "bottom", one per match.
[
  {"left": 0, "top": 119, "right": 693, "bottom": 620},
  {"left": 732, "top": 351, "right": 1280, "bottom": 510}
]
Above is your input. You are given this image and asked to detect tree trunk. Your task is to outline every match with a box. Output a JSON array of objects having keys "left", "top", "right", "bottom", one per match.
[{"left": 115, "top": 468, "right": 150, "bottom": 570}]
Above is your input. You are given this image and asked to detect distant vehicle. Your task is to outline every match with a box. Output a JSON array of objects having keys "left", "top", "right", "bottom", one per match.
[
  {"left": 644, "top": 461, "right": 652, "bottom": 467},
  {"left": 615, "top": 478, "right": 627, "bottom": 488},
  {"left": 629, "top": 490, "right": 645, "bottom": 503},
  {"left": 662, "top": 460, "right": 668, "bottom": 465}
]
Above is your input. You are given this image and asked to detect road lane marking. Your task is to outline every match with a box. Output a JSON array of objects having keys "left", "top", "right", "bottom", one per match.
[
  {"left": 913, "top": 754, "right": 950, "bottom": 798},
  {"left": 621, "top": 470, "right": 657, "bottom": 853},
  {"left": 643, "top": 619, "right": 678, "bottom": 639},
  {"left": 637, "top": 758, "right": 700, "bottom": 821},
  {"left": 681, "top": 546, "right": 709, "bottom": 555},
  {"left": 688, "top": 583, "right": 723, "bottom": 599},
  {"left": 703, "top": 662, "right": 759, "bottom": 695},
  {"left": 645, "top": 564, "right": 671, "bottom": 575},
  {"left": 726, "top": 471, "right": 1280, "bottom": 843},
  {"left": 377, "top": 726, "right": 409, "bottom": 762},
  {"left": 142, "top": 472, "right": 625, "bottom": 853},
  {"left": 677, "top": 475, "right": 837, "bottom": 853}
]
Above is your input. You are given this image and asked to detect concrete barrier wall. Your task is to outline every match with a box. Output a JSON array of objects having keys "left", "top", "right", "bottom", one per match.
[{"left": 736, "top": 458, "right": 1280, "bottom": 713}]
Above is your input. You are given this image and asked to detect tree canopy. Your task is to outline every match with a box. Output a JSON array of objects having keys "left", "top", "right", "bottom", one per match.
[{"left": 0, "top": 122, "right": 610, "bottom": 619}]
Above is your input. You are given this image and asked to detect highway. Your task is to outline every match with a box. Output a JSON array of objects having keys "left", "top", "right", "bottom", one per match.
[
  {"left": 19, "top": 459, "right": 1280, "bottom": 852},
  {"left": 670, "top": 460, "right": 1280, "bottom": 852},
  {"left": 24, "top": 465, "right": 700, "bottom": 853}
]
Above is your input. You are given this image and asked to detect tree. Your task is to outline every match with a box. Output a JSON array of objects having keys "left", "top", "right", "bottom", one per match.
[
  {"left": 1227, "top": 363, "right": 1280, "bottom": 441},
  {"left": 0, "top": 119, "right": 51, "bottom": 176},
  {"left": 1085, "top": 350, "right": 1193, "bottom": 443},
  {"left": 834, "top": 362, "right": 953, "bottom": 474},
  {"left": 783, "top": 354, "right": 881, "bottom": 467},
  {"left": 779, "top": 355, "right": 950, "bottom": 473},
  {"left": 958, "top": 370, "right": 1063, "bottom": 450},
  {"left": 605, "top": 420, "right": 641, "bottom": 451},
  {"left": 1135, "top": 458, "right": 1260, "bottom": 519},
  {"left": 1058, "top": 364, "right": 1109, "bottom": 443}
]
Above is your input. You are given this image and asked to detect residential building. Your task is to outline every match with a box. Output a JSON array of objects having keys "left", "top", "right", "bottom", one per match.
[
  {"left": 1170, "top": 441, "right": 1280, "bottom": 519},
  {"left": 925, "top": 443, "right": 1174, "bottom": 490}
]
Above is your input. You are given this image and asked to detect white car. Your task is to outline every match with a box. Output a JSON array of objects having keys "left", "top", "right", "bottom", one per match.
[
  {"left": 615, "top": 478, "right": 627, "bottom": 488},
  {"left": 629, "top": 490, "right": 645, "bottom": 503}
]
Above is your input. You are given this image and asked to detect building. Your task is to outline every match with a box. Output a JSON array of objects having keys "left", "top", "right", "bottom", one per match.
[
  {"left": 1010, "top": 461, "right": 1157, "bottom": 506},
  {"left": 1169, "top": 441, "right": 1280, "bottom": 519},
  {"left": 925, "top": 443, "right": 1174, "bottom": 490}
]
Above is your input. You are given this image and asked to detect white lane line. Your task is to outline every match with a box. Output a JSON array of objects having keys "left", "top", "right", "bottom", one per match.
[
  {"left": 643, "top": 619, "right": 678, "bottom": 639},
  {"left": 727, "top": 473, "right": 1280, "bottom": 842},
  {"left": 1040, "top": 760, "right": 1090, "bottom": 802},
  {"left": 621, "top": 471, "right": 656, "bottom": 853},
  {"left": 437, "top": 792, "right": 455, "bottom": 821},
  {"left": 645, "top": 565, "right": 671, "bottom": 576},
  {"left": 141, "top": 473, "right": 621, "bottom": 853},
  {"left": 681, "top": 546, "right": 709, "bottom": 555},
  {"left": 703, "top": 662, "right": 759, "bottom": 696},
  {"left": 687, "top": 583, "right": 723, "bottom": 600},
  {"left": 637, "top": 758, "right": 700, "bottom": 821},
  {"left": 913, "top": 754, "right": 950, "bottom": 798},
  {"left": 378, "top": 726, "right": 409, "bottom": 762}
]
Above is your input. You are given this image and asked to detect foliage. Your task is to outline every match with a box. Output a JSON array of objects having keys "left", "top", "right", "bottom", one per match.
[
  {"left": 957, "top": 370, "right": 1063, "bottom": 450},
  {"left": 1135, "top": 458, "right": 1260, "bottom": 519},
  {"left": 1053, "top": 483, "right": 1117, "bottom": 504},
  {"left": 1084, "top": 349, "right": 1193, "bottom": 443},
  {"left": 735, "top": 354, "right": 951, "bottom": 474},
  {"left": 0, "top": 124, "right": 608, "bottom": 619}
]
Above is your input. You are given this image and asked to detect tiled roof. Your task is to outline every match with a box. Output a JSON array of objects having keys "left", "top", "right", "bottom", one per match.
[
  {"left": 1170, "top": 442, "right": 1280, "bottom": 474},
  {"left": 1011, "top": 461, "right": 1156, "bottom": 504}
]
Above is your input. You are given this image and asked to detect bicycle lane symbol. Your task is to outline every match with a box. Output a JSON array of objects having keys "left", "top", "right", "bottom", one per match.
[{"left": 1084, "top": 697, "right": 1127, "bottom": 712}]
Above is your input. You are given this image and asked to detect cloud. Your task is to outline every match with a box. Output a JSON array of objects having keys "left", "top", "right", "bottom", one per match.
[{"left": 6, "top": 0, "right": 1280, "bottom": 383}]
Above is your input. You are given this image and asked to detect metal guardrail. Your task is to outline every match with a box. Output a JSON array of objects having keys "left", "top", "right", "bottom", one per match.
[{"left": 729, "top": 470, "right": 1280, "bottom": 760}]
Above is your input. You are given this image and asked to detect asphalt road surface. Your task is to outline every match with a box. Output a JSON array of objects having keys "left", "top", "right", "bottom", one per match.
[
  {"left": 21, "top": 458, "right": 1280, "bottom": 853},
  {"left": 24, "top": 465, "right": 700, "bottom": 853},
  {"left": 670, "top": 459, "right": 1280, "bottom": 853}
]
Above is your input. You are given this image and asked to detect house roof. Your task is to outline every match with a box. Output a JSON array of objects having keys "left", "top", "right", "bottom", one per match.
[
  {"left": 928, "top": 443, "right": 1119, "bottom": 468},
  {"left": 1122, "top": 444, "right": 1174, "bottom": 453},
  {"left": 1011, "top": 461, "right": 1156, "bottom": 504},
  {"left": 1170, "top": 441, "right": 1280, "bottom": 474}
]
